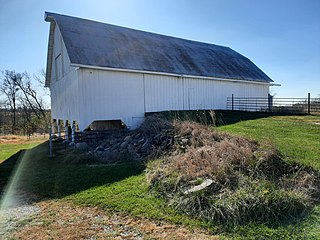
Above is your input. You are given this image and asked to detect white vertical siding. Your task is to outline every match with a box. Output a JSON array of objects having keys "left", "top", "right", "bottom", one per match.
[
  {"left": 51, "top": 25, "right": 73, "bottom": 84},
  {"left": 144, "top": 74, "right": 269, "bottom": 112},
  {"left": 50, "top": 68, "right": 79, "bottom": 122},
  {"left": 144, "top": 74, "right": 184, "bottom": 112},
  {"left": 182, "top": 78, "right": 215, "bottom": 110},
  {"left": 78, "top": 69, "right": 145, "bottom": 130},
  {"left": 213, "top": 81, "right": 240, "bottom": 109},
  {"left": 237, "top": 81, "right": 268, "bottom": 97},
  {"left": 50, "top": 26, "right": 79, "bottom": 124}
]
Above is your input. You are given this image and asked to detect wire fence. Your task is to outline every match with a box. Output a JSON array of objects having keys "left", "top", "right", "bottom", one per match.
[{"left": 227, "top": 94, "right": 320, "bottom": 114}]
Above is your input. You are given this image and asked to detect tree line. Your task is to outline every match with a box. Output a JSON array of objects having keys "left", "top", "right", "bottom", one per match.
[{"left": 0, "top": 70, "right": 50, "bottom": 135}]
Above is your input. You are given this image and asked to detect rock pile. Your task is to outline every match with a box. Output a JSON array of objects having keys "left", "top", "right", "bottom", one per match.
[
  {"left": 74, "top": 117, "right": 201, "bottom": 164},
  {"left": 85, "top": 128, "right": 176, "bottom": 163}
]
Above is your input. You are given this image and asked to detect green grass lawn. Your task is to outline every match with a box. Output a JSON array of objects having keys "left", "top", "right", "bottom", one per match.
[
  {"left": 218, "top": 114, "right": 320, "bottom": 170},
  {"left": 0, "top": 141, "right": 207, "bottom": 229},
  {"left": 0, "top": 141, "right": 43, "bottom": 163},
  {"left": 1, "top": 113, "right": 319, "bottom": 239}
]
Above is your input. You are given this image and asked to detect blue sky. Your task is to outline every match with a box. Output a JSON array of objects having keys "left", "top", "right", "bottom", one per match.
[{"left": 0, "top": 0, "right": 319, "bottom": 99}]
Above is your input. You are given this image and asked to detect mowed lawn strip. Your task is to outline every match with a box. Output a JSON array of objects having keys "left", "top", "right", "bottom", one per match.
[
  {"left": 0, "top": 134, "right": 45, "bottom": 163},
  {"left": 0, "top": 142, "right": 44, "bottom": 163},
  {"left": 67, "top": 175, "right": 207, "bottom": 229}
]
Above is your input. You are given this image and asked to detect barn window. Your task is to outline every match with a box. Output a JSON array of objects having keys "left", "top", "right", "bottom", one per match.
[{"left": 55, "top": 54, "right": 63, "bottom": 81}]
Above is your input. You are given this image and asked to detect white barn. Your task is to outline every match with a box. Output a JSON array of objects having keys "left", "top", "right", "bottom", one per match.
[{"left": 45, "top": 12, "right": 273, "bottom": 131}]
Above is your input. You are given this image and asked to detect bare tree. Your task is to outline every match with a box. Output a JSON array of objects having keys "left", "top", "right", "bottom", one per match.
[
  {"left": 1, "top": 69, "right": 50, "bottom": 135},
  {"left": 0, "top": 99, "right": 6, "bottom": 130},
  {"left": 0, "top": 70, "right": 22, "bottom": 133},
  {"left": 33, "top": 68, "right": 50, "bottom": 97},
  {"left": 15, "top": 72, "right": 47, "bottom": 120}
]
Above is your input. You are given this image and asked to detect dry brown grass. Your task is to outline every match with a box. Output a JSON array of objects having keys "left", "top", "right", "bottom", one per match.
[
  {"left": 0, "top": 134, "right": 46, "bottom": 144},
  {"left": 139, "top": 115, "right": 172, "bottom": 136},
  {"left": 147, "top": 120, "right": 258, "bottom": 191},
  {"left": 146, "top": 118, "right": 320, "bottom": 226}
]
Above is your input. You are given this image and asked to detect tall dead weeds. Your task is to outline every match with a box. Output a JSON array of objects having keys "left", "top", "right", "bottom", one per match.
[{"left": 145, "top": 115, "right": 320, "bottom": 226}]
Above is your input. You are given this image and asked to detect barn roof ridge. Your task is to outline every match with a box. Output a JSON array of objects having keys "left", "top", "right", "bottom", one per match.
[
  {"left": 45, "top": 11, "right": 232, "bottom": 50},
  {"left": 45, "top": 11, "right": 273, "bottom": 84}
]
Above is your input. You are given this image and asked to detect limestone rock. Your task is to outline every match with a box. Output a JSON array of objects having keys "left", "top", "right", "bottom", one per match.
[
  {"left": 183, "top": 179, "right": 214, "bottom": 194},
  {"left": 75, "top": 142, "right": 89, "bottom": 150}
]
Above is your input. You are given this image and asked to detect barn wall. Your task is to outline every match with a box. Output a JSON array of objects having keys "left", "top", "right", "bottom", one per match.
[
  {"left": 78, "top": 69, "right": 145, "bottom": 130},
  {"left": 50, "top": 25, "right": 79, "bottom": 124},
  {"left": 144, "top": 74, "right": 269, "bottom": 112},
  {"left": 50, "top": 42, "right": 269, "bottom": 130},
  {"left": 213, "top": 80, "right": 269, "bottom": 109},
  {"left": 51, "top": 25, "right": 73, "bottom": 83},
  {"left": 144, "top": 74, "right": 184, "bottom": 112},
  {"left": 182, "top": 77, "right": 216, "bottom": 110}
]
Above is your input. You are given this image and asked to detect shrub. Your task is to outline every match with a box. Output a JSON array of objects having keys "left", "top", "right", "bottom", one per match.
[{"left": 174, "top": 180, "right": 311, "bottom": 226}]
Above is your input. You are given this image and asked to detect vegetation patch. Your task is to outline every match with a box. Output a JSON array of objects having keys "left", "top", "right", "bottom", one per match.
[
  {"left": 1, "top": 113, "right": 320, "bottom": 239},
  {"left": 218, "top": 114, "right": 320, "bottom": 170},
  {"left": 0, "top": 135, "right": 44, "bottom": 163},
  {"left": 145, "top": 116, "right": 320, "bottom": 227}
]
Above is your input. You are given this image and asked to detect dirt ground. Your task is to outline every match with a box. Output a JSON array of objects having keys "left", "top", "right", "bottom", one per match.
[{"left": 1, "top": 200, "right": 219, "bottom": 240}]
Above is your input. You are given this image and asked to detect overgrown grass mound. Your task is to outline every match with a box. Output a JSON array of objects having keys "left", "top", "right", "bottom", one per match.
[{"left": 145, "top": 116, "right": 320, "bottom": 226}]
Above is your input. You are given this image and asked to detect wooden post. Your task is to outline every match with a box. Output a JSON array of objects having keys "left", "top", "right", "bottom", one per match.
[
  {"left": 231, "top": 94, "right": 234, "bottom": 111},
  {"left": 268, "top": 94, "right": 273, "bottom": 112},
  {"left": 65, "top": 124, "right": 69, "bottom": 141},
  {"left": 57, "top": 124, "right": 61, "bottom": 139},
  {"left": 308, "top": 93, "right": 311, "bottom": 115},
  {"left": 72, "top": 124, "right": 75, "bottom": 143},
  {"left": 49, "top": 127, "right": 52, "bottom": 157}
]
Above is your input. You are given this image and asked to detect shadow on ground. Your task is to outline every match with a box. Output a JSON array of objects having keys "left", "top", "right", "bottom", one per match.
[
  {"left": 153, "top": 110, "right": 305, "bottom": 127},
  {"left": 214, "top": 110, "right": 300, "bottom": 126},
  {"left": 0, "top": 111, "right": 306, "bottom": 205},
  {"left": 0, "top": 150, "right": 26, "bottom": 195},
  {"left": 0, "top": 141, "right": 145, "bottom": 203}
]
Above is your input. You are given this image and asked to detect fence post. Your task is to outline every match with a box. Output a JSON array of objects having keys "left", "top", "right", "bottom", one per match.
[
  {"left": 57, "top": 124, "right": 61, "bottom": 139},
  {"left": 268, "top": 94, "right": 273, "bottom": 112},
  {"left": 49, "top": 127, "right": 52, "bottom": 158},
  {"left": 72, "top": 124, "right": 75, "bottom": 143},
  {"left": 65, "top": 125, "right": 69, "bottom": 141},
  {"left": 308, "top": 93, "right": 311, "bottom": 115},
  {"left": 232, "top": 94, "right": 234, "bottom": 111}
]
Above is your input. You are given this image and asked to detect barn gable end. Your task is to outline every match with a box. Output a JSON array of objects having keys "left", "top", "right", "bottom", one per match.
[{"left": 46, "top": 20, "right": 80, "bottom": 127}]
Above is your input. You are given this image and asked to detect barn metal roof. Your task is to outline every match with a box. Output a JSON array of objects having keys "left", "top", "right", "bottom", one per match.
[{"left": 45, "top": 12, "right": 273, "bottom": 84}]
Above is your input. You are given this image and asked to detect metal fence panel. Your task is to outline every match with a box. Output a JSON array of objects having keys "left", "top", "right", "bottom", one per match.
[{"left": 227, "top": 95, "right": 320, "bottom": 114}]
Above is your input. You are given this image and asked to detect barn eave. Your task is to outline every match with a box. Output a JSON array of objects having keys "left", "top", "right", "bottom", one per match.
[{"left": 70, "top": 63, "right": 273, "bottom": 85}]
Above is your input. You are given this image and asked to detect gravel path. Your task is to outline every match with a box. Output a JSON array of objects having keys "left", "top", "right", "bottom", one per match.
[
  {"left": 1, "top": 199, "right": 219, "bottom": 240},
  {"left": 0, "top": 204, "right": 40, "bottom": 239},
  {"left": 0, "top": 191, "right": 41, "bottom": 239}
]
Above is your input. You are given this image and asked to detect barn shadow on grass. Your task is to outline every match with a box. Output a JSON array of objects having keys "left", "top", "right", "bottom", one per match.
[
  {"left": 214, "top": 110, "right": 303, "bottom": 126},
  {"left": 0, "top": 141, "right": 145, "bottom": 205},
  {"left": 0, "top": 150, "right": 26, "bottom": 196},
  {"left": 0, "top": 111, "right": 305, "bottom": 206},
  {"left": 154, "top": 110, "right": 303, "bottom": 127}
]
